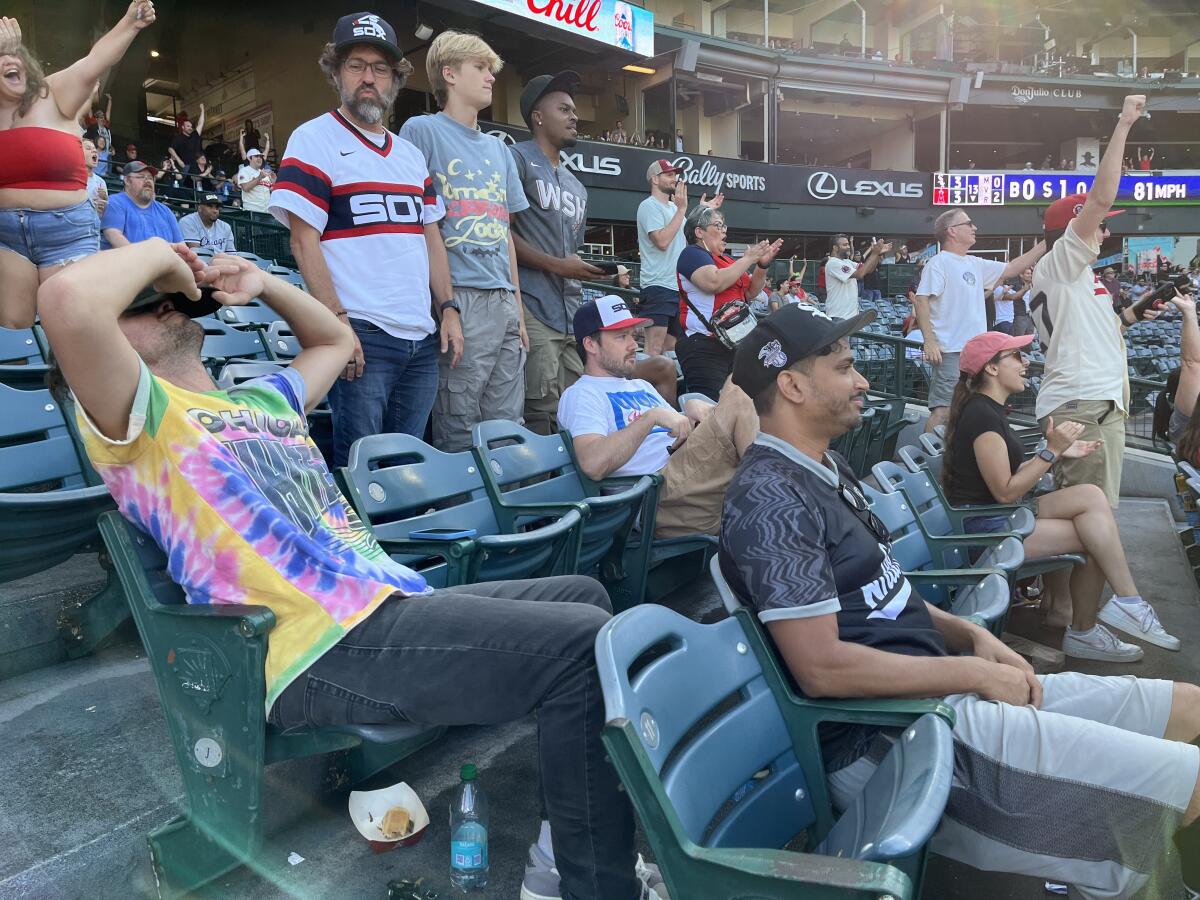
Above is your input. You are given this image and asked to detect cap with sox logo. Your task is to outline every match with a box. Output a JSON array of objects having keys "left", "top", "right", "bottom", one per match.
[
  {"left": 572, "top": 295, "right": 652, "bottom": 352},
  {"left": 1043, "top": 192, "right": 1124, "bottom": 233},
  {"left": 732, "top": 304, "right": 876, "bottom": 399},
  {"left": 333, "top": 12, "right": 401, "bottom": 59}
]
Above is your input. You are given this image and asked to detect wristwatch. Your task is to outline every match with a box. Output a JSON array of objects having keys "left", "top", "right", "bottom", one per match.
[
  {"left": 439, "top": 299, "right": 461, "bottom": 315},
  {"left": 1035, "top": 440, "right": 1057, "bottom": 464}
]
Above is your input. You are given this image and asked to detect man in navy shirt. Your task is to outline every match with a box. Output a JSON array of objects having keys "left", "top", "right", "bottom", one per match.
[
  {"left": 720, "top": 304, "right": 1200, "bottom": 900},
  {"left": 100, "top": 160, "right": 184, "bottom": 249}
]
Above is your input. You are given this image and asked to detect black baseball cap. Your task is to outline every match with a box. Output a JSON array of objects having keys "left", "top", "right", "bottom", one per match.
[
  {"left": 200, "top": 194, "right": 222, "bottom": 205},
  {"left": 333, "top": 12, "right": 402, "bottom": 59},
  {"left": 520, "top": 71, "right": 582, "bottom": 128},
  {"left": 731, "top": 305, "right": 875, "bottom": 399},
  {"left": 125, "top": 285, "right": 222, "bottom": 319}
]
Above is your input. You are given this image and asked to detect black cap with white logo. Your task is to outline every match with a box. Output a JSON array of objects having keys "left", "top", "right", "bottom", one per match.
[
  {"left": 731, "top": 304, "right": 875, "bottom": 399},
  {"left": 125, "top": 285, "right": 222, "bottom": 319},
  {"left": 333, "top": 12, "right": 401, "bottom": 59},
  {"left": 520, "top": 71, "right": 582, "bottom": 129}
]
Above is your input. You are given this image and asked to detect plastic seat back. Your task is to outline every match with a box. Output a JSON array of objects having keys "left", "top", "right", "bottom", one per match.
[
  {"left": 0, "top": 382, "right": 88, "bottom": 491},
  {"left": 918, "top": 432, "right": 944, "bottom": 455},
  {"left": 861, "top": 483, "right": 933, "bottom": 572},
  {"left": 263, "top": 322, "right": 300, "bottom": 361},
  {"left": 709, "top": 553, "right": 743, "bottom": 614},
  {"left": 872, "top": 462, "right": 952, "bottom": 536},
  {"left": 0, "top": 326, "right": 43, "bottom": 365},
  {"left": 473, "top": 419, "right": 641, "bottom": 574},
  {"left": 199, "top": 318, "right": 268, "bottom": 364},
  {"left": 216, "top": 302, "right": 282, "bottom": 329},
  {"left": 597, "top": 605, "right": 815, "bottom": 850},
  {"left": 214, "top": 361, "right": 287, "bottom": 389}
]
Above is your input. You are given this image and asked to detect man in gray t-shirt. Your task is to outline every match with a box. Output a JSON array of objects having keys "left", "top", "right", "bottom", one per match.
[
  {"left": 178, "top": 195, "right": 237, "bottom": 252},
  {"left": 400, "top": 88, "right": 530, "bottom": 451},
  {"left": 509, "top": 72, "right": 607, "bottom": 435},
  {"left": 635, "top": 161, "right": 723, "bottom": 355}
]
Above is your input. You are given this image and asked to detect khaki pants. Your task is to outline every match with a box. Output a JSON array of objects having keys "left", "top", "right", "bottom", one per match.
[
  {"left": 654, "top": 386, "right": 755, "bottom": 538},
  {"left": 433, "top": 287, "right": 525, "bottom": 452},
  {"left": 1038, "top": 399, "right": 1126, "bottom": 508},
  {"left": 524, "top": 313, "right": 584, "bottom": 436}
]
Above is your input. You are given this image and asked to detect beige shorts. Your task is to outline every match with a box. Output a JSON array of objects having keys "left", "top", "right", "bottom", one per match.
[
  {"left": 1038, "top": 399, "right": 1126, "bottom": 508},
  {"left": 523, "top": 313, "right": 583, "bottom": 436},
  {"left": 654, "top": 390, "right": 751, "bottom": 538}
]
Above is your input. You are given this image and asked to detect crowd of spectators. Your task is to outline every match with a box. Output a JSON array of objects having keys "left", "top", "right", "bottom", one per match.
[{"left": 13, "top": 9, "right": 1200, "bottom": 900}]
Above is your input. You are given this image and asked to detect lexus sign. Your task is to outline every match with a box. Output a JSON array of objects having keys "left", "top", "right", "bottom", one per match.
[
  {"left": 806, "top": 171, "right": 925, "bottom": 203},
  {"left": 482, "top": 120, "right": 929, "bottom": 208}
]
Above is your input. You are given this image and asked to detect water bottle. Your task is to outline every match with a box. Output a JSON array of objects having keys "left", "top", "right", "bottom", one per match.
[{"left": 449, "top": 763, "right": 489, "bottom": 891}]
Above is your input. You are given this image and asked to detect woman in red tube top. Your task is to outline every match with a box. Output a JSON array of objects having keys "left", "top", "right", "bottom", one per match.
[{"left": 0, "top": 2, "right": 156, "bottom": 328}]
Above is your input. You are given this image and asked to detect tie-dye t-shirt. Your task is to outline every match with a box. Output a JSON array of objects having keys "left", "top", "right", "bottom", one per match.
[{"left": 76, "top": 363, "right": 430, "bottom": 711}]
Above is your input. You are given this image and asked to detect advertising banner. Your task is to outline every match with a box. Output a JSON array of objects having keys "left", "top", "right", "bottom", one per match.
[
  {"left": 1127, "top": 236, "right": 1175, "bottom": 273},
  {"left": 465, "top": 0, "right": 654, "bottom": 56},
  {"left": 485, "top": 122, "right": 929, "bottom": 208}
]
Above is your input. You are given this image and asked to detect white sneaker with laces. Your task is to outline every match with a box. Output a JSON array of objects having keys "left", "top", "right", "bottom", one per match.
[
  {"left": 1097, "top": 597, "right": 1181, "bottom": 651},
  {"left": 1062, "top": 623, "right": 1144, "bottom": 662},
  {"left": 519, "top": 843, "right": 560, "bottom": 900}
]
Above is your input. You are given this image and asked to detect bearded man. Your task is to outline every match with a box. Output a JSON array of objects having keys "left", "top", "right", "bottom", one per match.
[{"left": 270, "top": 11, "right": 455, "bottom": 466}]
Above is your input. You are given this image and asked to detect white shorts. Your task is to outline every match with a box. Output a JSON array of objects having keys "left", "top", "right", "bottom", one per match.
[{"left": 829, "top": 672, "right": 1197, "bottom": 900}]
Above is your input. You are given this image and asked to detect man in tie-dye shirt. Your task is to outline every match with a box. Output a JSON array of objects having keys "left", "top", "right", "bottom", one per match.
[{"left": 38, "top": 237, "right": 642, "bottom": 900}]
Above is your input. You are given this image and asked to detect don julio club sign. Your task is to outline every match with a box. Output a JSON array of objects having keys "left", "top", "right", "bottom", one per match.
[{"left": 485, "top": 123, "right": 929, "bottom": 208}]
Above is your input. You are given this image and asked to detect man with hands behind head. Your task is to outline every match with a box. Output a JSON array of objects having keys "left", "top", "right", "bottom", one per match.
[{"left": 38, "top": 241, "right": 644, "bottom": 900}]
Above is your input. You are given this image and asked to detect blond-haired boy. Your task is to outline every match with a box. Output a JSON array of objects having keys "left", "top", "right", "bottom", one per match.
[{"left": 400, "top": 31, "right": 530, "bottom": 452}]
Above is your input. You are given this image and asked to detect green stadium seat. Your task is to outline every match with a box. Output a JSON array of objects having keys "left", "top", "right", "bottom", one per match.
[
  {"left": 595, "top": 602, "right": 954, "bottom": 900},
  {"left": 97, "top": 511, "right": 444, "bottom": 897},
  {"left": 339, "top": 432, "right": 583, "bottom": 588}
]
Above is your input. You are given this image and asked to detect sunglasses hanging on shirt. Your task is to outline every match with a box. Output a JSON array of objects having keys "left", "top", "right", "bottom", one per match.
[{"left": 836, "top": 479, "right": 893, "bottom": 547}]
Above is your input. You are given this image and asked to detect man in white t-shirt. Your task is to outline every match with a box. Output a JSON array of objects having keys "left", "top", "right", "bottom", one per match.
[
  {"left": 1034, "top": 95, "right": 1152, "bottom": 510},
  {"left": 237, "top": 149, "right": 274, "bottom": 213},
  {"left": 914, "top": 210, "right": 1045, "bottom": 432},
  {"left": 557, "top": 295, "right": 757, "bottom": 538},
  {"left": 824, "top": 234, "right": 889, "bottom": 319}
]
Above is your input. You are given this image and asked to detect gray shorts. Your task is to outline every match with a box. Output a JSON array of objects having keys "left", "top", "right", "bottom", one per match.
[
  {"left": 928, "top": 352, "right": 961, "bottom": 409},
  {"left": 830, "top": 672, "right": 1196, "bottom": 900}
]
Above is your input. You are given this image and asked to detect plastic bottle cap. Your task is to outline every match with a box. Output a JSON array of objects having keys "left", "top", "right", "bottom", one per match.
[{"left": 461, "top": 763, "right": 477, "bottom": 781}]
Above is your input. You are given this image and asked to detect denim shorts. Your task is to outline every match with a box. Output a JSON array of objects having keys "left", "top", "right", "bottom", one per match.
[{"left": 0, "top": 199, "right": 100, "bottom": 268}]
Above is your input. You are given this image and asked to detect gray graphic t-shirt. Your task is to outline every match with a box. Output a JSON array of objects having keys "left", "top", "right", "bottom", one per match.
[
  {"left": 509, "top": 141, "right": 588, "bottom": 334},
  {"left": 399, "top": 112, "right": 529, "bottom": 290}
]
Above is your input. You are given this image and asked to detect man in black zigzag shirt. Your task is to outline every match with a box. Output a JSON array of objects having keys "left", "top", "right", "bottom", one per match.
[{"left": 718, "top": 303, "right": 1200, "bottom": 900}]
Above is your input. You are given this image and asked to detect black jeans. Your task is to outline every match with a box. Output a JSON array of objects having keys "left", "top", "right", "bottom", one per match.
[
  {"left": 270, "top": 575, "right": 637, "bottom": 900},
  {"left": 675, "top": 332, "right": 734, "bottom": 401}
]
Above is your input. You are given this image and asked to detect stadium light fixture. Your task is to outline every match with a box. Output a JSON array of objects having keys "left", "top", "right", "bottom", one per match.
[
  {"left": 150, "top": 49, "right": 159, "bottom": 58},
  {"left": 622, "top": 64, "right": 656, "bottom": 75}
]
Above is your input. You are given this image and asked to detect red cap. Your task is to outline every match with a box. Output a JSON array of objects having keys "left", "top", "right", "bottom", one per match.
[
  {"left": 1043, "top": 193, "right": 1124, "bottom": 232},
  {"left": 960, "top": 331, "right": 1034, "bottom": 377}
]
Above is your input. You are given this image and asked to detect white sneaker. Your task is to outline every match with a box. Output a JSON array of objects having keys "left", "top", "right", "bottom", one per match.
[
  {"left": 636, "top": 854, "right": 670, "bottom": 900},
  {"left": 1062, "top": 624, "right": 1144, "bottom": 662},
  {"left": 1097, "top": 597, "right": 1182, "bottom": 651},
  {"left": 519, "top": 844, "right": 560, "bottom": 900}
]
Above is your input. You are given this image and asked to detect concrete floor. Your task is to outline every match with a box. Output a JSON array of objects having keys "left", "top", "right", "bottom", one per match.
[{"left": 1, "top": 498, "right": 1198, "bottom": 900}]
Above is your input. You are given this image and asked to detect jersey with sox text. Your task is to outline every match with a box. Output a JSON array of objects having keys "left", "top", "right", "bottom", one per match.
[{"left": 270, "top": 109, "right": 445, "bottom": 340}]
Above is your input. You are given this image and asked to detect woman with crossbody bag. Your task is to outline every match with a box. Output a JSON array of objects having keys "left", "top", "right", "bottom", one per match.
[{"left": 675, "top": 205, "right": 782, "bottom": 399}]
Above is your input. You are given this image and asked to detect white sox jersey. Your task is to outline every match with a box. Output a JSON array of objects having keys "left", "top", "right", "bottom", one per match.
[{"left": 270, "top": 109, "right": 445, "bottom": 340}]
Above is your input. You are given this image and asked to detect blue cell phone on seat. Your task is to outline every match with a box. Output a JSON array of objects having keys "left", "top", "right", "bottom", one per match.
[{"left": 407, "top": 528, "right": 477, "bottom": 541}]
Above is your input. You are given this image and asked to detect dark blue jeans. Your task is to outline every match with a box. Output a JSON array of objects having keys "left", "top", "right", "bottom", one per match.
[
  {"left": 270, "top": 575, "right": 638, "bottom": 900},
  {"left": 326, "top": 319, "right": 439, "bottom": 468}
]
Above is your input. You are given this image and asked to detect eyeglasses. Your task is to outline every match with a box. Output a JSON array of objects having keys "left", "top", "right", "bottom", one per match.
[
  {"left": 707, "top": 221, "right": 728, "bottom": 231},
  {"left": 837, "top": 479, "right": 893, "bottom": 546},
  {"left": 997, "top": 349, "right": 1026, "bottom": 363},
  {"left": 344, "top": 58, "right": 393, "bottom": 77},
  {"left": 1099, "top": 222, "right": 1110, "bottom": 233},
  {"left": 949, "top": 219, "right": 975, "bottom": 229}
]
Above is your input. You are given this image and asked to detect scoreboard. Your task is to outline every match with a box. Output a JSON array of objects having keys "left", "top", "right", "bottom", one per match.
[
  {"left": 933, "top": 174, "right": 1005, "bottom": 206},
  {"left": 933, "top": 172, "right": 1200, "bottom": 207}
]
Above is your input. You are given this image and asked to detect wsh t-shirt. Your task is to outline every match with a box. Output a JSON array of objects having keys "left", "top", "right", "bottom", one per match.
[
  {"left": 557, "top": 375, "right": 673, "bottom": 477},
  {"left": 76, "top": 364, "right": 430, "bottom": 712},
  {"left": 720, "top": 434, "right": 946, "bottom": 767},
  {"left": 824, "top": 256, "right": 860, "bottom": 319}
]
